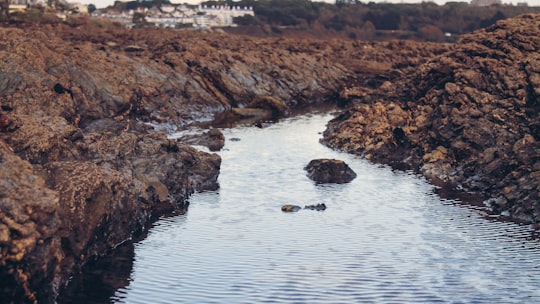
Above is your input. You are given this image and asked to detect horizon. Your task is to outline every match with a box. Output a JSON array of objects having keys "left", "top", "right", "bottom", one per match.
[{"left": 85, "top": 0, "right": 540, "bottom": 9}]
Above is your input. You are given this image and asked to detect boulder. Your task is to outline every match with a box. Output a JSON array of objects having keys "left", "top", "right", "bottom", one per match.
[{"left": 305, "top": 159, "right": 357, "bottom": 184}]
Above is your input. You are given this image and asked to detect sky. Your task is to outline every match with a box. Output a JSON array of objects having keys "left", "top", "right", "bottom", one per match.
[{"left": 86, "top": 0, "right": 540, "bottom": 9}]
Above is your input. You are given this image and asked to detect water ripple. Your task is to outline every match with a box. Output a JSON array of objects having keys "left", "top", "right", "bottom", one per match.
[{"left": 111, "top": 113, "right": 540, "bottom": 304}]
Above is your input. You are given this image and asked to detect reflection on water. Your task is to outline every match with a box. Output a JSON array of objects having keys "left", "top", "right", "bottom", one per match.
[
  {"left": 61, "top": 112, "right": 540, "bottom": 303},
  {"left": 57, "top": 242, "right": 135, "bottom": 303}
]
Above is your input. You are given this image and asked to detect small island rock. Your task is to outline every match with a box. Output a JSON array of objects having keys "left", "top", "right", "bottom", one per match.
[{"left": 305, "top": 159, "right": 357, "bottom": 184}]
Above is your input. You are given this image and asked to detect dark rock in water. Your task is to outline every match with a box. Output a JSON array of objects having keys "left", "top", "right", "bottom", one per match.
[
  {"left": 305, "top": 159, "right": 357, "bottom": 184},
  {"left": 304, "top": 203, "right": 327, "bottom": 211},
  {"left": 281, "top": 204, "right": 302, "bottom": 212},
  {"left": 282, "top": 203, "right": 327, "bottom": 212}
]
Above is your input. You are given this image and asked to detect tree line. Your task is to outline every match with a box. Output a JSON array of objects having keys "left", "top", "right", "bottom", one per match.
[{"left": 210, "top": 0, "right": 540, "bottom": 40}]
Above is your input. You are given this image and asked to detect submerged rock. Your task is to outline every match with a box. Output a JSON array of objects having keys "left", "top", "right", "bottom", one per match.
[
  {"left": 305, "top": 159, "right": 357, "bottom": 184},
  {"left": 304, "top": 203, "right": 327, "bottom": 211},
  {"left": 281, "top": 204, "right": 327, "bottom": 212}
]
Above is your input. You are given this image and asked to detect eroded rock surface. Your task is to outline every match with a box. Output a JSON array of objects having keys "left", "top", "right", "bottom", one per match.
[{"left": 323, "top": 14, "right": 540, "bottom": 223}]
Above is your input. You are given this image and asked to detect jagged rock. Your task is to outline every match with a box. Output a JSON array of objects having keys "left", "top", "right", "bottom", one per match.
[
  {"left": 0, "top": 24, "right": 352, "bottom": 128},
  {"left": 305, "top": 159, "right": 357, "bottom": 184},
  {"left": 323, "top": 14, "right": 540, "bottom": 223}
]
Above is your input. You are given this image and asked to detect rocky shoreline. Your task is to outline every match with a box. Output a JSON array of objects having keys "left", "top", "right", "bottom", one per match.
[
  {"left": 323, "top": 14, "right": 540, "bottom": 224},
  {"left": 0, "top": 19, "right": 444, "bottom": 303},
  {"left": 0, "top": 15, "right": 537, "bottom": 303}
]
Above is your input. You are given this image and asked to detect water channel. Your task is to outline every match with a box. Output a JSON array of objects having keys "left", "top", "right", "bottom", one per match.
[{"left": 62, "top": 111, "right": 540, "bottom": 303}]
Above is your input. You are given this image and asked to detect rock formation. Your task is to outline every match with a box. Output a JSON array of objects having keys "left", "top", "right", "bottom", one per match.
[
  {"left": 0, "top": 17, "right": 454, "bottom": 303},
  {"left": 0, "top": 111, "right": 221, "bottom": 302},
  {"left": 323, "top": 14, "right": 540, "bottom": 223}
]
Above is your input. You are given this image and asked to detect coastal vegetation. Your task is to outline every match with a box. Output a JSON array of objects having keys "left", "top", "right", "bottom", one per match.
[{"left": 215, "top": 0, "right": 540, "bottom": 40}]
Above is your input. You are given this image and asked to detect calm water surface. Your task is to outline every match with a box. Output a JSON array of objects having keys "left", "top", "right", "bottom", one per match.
[{"left": 105, "top": 113, "right": 540, "bottom": 303}]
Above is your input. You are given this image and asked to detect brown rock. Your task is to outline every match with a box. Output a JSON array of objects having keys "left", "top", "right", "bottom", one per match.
[
  {"left": 0, "top": 113, "right": 221, "bottom": 302},
  {"left": 305, "top": 159, "right": 357, "bottom": 184},
  {"left": 0, "top": 142, "right": 61, "bottom": 303},
  {"left": 323, "top": 14, "right": 540, "bottom": 223}
]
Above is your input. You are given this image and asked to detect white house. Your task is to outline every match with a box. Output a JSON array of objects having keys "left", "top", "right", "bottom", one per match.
[
  {"left": 470, "top": 0, "right": 502, "bottom": 6},
  {"left": 9, "top": 0, "right": 28, "bottom": 13}
]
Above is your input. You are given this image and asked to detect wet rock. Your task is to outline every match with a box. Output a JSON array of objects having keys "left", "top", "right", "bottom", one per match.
[
  {"left": 304, "top": 203, "right": 327, "bottom": 211},
  {"left": 0, "top": 113, "right": 221, "bottom": 302},
  {"left": 305, "top": 159, "right": 357, "bottom": 184},
  {"left": 281, "top": 205, "right": 302, "bottom": 212},
  {"left": 282, "top": 204, "right": 327, "bottom": 212}
]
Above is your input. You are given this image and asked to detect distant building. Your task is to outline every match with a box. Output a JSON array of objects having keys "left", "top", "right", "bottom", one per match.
[
  {"left": 196, "top": 5, "right": 254, "bottom": 28},
  {"left": 517, "top": 2, "right": 528, "bottom": 6},
  {"left": 9, "top": 0, "right": 28, "bottom": 13},
  {"left": 470, "top": 0, "right": 502, "bottom": 6}
]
